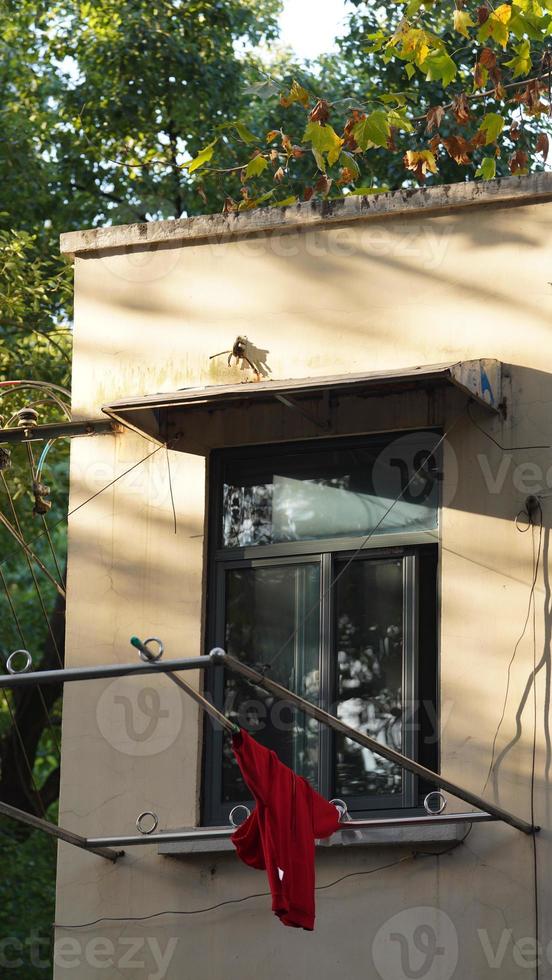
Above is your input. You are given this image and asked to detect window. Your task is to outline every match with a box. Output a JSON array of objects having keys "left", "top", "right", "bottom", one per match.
[{"left": 203, "top": 432, "right": 440, "bottom": 825}]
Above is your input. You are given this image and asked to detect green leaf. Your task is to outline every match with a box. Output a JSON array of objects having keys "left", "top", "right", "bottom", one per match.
[
  {"left": 339, "top": 151, "right": 361, "bottom": 179},
  {"left": 387, "top": 108, "right": 415, "bottom": 132},
  {"left": 244, "top": 155, "right": 268, "bottom": 179},
  {"left": 273, "top": 196, "right": 298, "bottom": 207},
  {"left": 348, "top": 185, "right": 389, "bottom": 195},
  {"left": 479, "top": 112, "right": 505, "bottom": 144},
  {"left": 353, "top": 110, "right": 390, "bottom": 150},
  {"left": 303, "top": 121, "right": 344, "bottom": 168},
  {"left": 186, "top": 139, "right": 217, "bottom": 174},
  {"left": 234, "top": 122, "right": 257, "bottom": 144},
  {"left": 504, "top": 39, "right": 533, "bottom": 77},
  {"left": 475, "top": 157, "right": 497, "bottom": 180},
  {"left": 421, "top": 49, "right": 457, "bottom": 87}
]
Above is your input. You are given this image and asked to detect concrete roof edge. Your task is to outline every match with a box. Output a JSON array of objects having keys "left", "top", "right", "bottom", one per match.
[{"left": 60, "top": 172, "right": 552, "bottom": 260}]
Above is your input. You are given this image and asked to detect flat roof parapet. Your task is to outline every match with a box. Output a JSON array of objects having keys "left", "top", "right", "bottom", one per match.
[{"left": 60, "top": 173, "right": 552, "bottom": 260}]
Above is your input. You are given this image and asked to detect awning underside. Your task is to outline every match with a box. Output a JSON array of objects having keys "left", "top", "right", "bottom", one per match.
[{"left": 103, "top": 359, "right": 501, "bottom": 455}]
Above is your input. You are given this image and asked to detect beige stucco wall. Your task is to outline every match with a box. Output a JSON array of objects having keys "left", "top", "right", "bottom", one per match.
[{"left": 55, "top": 180, "right": 552, "bottom": 979}]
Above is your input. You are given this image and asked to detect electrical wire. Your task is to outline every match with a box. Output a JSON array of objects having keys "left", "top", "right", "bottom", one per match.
[
  {"left": 165, "top": 446, "right": 177, "bottom": 534},
  {"left": 481, "top": 512, "right": 543, "bottom": 796},
  {"left": 530, "top": 516, "right": 541, "bottom": 980},
  {"left": 0, "top": 443, "right": 165, "bottom": 581},
  {"left": 54, "top": 853, "right": 412, "bottom": 930},
  {"left": 467, "top": 402, "right": 550, "bottom": 451}
]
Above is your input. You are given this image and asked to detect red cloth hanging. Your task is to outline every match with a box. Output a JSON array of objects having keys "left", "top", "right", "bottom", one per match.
[{"left": 230, "top": 729, "right": 341, "bottom": 931}]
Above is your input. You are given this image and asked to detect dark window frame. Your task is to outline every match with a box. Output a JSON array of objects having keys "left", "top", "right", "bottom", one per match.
[{"left": 202, "top": 433, "right": 440, "bottom": 826}]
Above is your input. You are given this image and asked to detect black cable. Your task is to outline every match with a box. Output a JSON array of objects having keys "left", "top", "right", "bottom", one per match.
[
  {"left": 481, "top": 514, "right": 543, "bottom": 795},
  {"left": 165, "top": 446, "right": 177, "bottom": 534},
  {"left": 530, "top": 519, "right": 540, "bottom": 980},
  {"left": 467, "top": 402, "right": 550, "bottom": 451},
  {"left": 53, "top": 854, "right": 412, "bottom": 930}
]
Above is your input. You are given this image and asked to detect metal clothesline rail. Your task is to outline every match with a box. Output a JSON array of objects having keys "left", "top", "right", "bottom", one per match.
[{"left": 0, "top": 642, "right": 537, "bottom": 859}]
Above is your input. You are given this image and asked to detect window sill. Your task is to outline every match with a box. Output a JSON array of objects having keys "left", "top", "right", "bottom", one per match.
[{"left": 159, "top": 823, "right": 464, "bottom": 857}]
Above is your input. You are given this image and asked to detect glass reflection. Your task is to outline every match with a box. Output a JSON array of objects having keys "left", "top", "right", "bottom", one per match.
[
  {"left": 334, "top": 558, "right": 403, "bottom": 798},
  {"left": 221, "top": 562, "right": 320, "bottom": 802}
]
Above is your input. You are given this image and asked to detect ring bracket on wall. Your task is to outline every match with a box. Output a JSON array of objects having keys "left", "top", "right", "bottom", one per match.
[
  {"left": 136, "top": 811, "right": 159, "bottom": 835},
  {"left": 424, "top": 791, "right": 447, "bottom": 815},
  {"left": 229, "top": 805, "right": 251, "bottom": 828},
  {"left": 6, "top": 650, "right": 33, "bottom": 675}
]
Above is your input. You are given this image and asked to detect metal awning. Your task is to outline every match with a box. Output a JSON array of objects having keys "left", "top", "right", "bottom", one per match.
[{"left": 102, "top": 359, "right": 501, "bottom": 454}]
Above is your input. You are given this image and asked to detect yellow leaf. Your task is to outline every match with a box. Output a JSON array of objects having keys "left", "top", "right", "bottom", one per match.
[
  {"left": 494, "top": 3, "right": 513, "bottom": 22},
  {"left": 453, "top": 9, "right": 475, "bottom": 36}
]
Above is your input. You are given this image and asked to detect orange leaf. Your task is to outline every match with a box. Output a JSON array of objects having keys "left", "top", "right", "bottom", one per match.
[
  {"left": 536, "top": 133, "right": 549, "bottom": 158},
  {"left": 509, "top": 149, "right": 529, "bottom": 174},
  {"left": 426, "top": 105, "right": 446, "bottom": 133},
  {"left": 442, "top": 135, "right": 473, "bottom": 164},
  {"left": 309, "top": 100, "right": 331, "bottom": 124},
  {"left": 451, "top": 93, "right": 471, "bottom": 125}
]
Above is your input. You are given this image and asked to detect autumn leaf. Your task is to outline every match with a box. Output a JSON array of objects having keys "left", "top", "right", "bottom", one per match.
[
  {"left": 478, "top": 3, "right": 512, "bottom": 48},
  {"left": 442, "top": 135, "right": 473, "bottom": 164},
  {"left": 536, "top": 132, "right": 550, "bottom": 157},
  {"left": 315, "top": 174, "right": 332, "bottom": 196},
  {"left": 303, "top": 186, "right": 314, "bottom": 201},
  {"left": 479, "top": 48, "right": 497, "bottom": 70},
  {"left": 280, "top": 79, "right": 311, "bottom": 109},
  {"left": 509, "top": 148, "right": 529, "bottom": 174},
  {"left": 454, "top": 8, "right": 476, "bottom": 36},
  {"left": 426, "top": 105, "right": 445, "bottom": 132},
  {"left": 475, "top": 157, "right": 497, "bottom": 179},
  {"left": 477, "top": 4, "right": 490, "bottom": 23},
  {"left": 403, "top": 149, "right": 438, "bottom": 182},
  {"left": 339, "top": 151, "right": 361, "bottom": 179},
  {"left": 478, "top": 112, "right": 505, "bottom": 144},
  {"left": 273, "top": 166, "right": 285, "bottom": 182},
  {"left": 451, "top": 93, "right": 471, "bottom": 125},
  {"left": 266, "top": 130, "right": 280, "bottom": 143},
  {"left": 309, "top": 100, "right": 331, "bottom": 124},
  {"left": 510, "top": 123, "right": 521, "bottom": 140}
]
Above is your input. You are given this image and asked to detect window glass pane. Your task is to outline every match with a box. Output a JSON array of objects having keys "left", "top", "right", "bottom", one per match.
[
  {"left": 221, "top": 563, "right": 320, "bottom": 803},
  {"left": 334, "top": 558, "right": 403, "bottom": 799},
  {"left": 221, "top": 431, "right": 439, "bottom": 547}
]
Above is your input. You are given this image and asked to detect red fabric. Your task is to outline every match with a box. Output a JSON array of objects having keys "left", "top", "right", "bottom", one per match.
[{"left": 230, "top": 729, "right": 340, "bottom": 931}]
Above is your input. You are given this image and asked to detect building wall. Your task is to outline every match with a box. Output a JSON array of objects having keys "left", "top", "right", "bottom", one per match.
[{"left": 55, "top": 184, "right": 552, "bottom": 979}]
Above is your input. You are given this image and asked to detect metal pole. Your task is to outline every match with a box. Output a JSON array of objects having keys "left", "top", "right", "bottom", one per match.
[
  {"left": 85, "top": 811, "right": 494, "bottom": 848},
  {"left": 0, "top": 800, "right": 123, "bottom": 862},
  {"left": 129, "top": 636, "right": 239, "bottom": 736},
  {"left": 0, "top": 655, "right": 213, "bottom": 689},
  {"left": 212, "top": 651, "right": 537, "bottom": 836}
]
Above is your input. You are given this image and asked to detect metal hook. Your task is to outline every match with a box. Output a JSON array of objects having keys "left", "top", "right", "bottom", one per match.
[
  {"left": 136, "top": 811, "right": 159, "bottom": 835},
  {"left": 229, "top": 805, "right": 251, "bottom": 828},
  {"left": 6, "top": 650, "right": 33, "bottom": 675}
]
